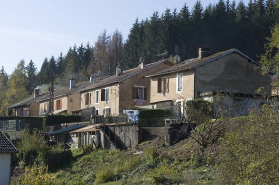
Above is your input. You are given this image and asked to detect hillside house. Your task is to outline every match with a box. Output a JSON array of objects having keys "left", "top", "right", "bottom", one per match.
[
  {"left": 38, "top": 80, "right": 91, "bottom": 116},
  {"left": 0, "top": 130, "right": 18, "bottom": 185},
  {"left": 147, "top": 46, "right": 273, "bottom": 117},
  {"left": 7, "top": 89, "right": 47, "bottom": 116},
  {"left": 78, "top": 60, "right": 173, "bottom": 116}
]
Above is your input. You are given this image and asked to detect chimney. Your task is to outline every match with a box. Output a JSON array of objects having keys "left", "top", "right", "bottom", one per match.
[
  {"left": 198, "top": 45, "right": 211, "bottom": 59},
  {"left": 34, "top": 88, "right": 39, "bottom": 98},
  {"left": 140, "top": 61, "right": 144, "bottom": 69},
  {"left": 116, "top": 64, "right": 122, "bottom": 76},
  {"left": 90, "top": 74, "right": 93, "bottom": 82},
  {"left": 70, "top": 78, "right": 75, "bottom": 89}
]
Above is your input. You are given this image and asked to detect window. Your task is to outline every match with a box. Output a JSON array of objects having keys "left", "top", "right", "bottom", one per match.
[
  {"left": 176, "top": 73, "right": 183, "bottom": 92},
  {"left": 132, "top": 86, "right": 147, "bottom": 100},
  {"left": 157, "top": 78, "right": 169, "bottom": 94},
  {"left": 95, "top": 108, "right": 99, "bottom": 115},
  {"left": 56, "top": 99, "right": 62, "bottom": 110},
  {"left": 101, "top": 88, "right": 109, "bottom": 102},
  {"left": 95, "top": 90, "right": 99, "bottom": 104},
  {"left": 103, "top": 107, "right": 111, "bottom": 116},
  {"left": 84, "top": 93, "right": 91, "bottom": 105}
]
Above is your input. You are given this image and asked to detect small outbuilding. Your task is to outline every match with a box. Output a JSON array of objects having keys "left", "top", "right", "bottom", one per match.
[{"left": 0, "top": 130, "right": 18, "bottom": 185}]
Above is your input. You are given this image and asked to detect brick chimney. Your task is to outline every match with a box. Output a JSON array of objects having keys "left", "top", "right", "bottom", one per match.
[
  {"left": 70, "top": 78, "right": 75, "bottom": 89},
  {"left": 198, "top": 45, "right": 211, "bottom": 59}
]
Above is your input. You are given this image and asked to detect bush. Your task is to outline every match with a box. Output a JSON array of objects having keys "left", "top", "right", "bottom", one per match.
[
  {"left": 215, "top": 105, "right": 279, "bottom": 184},
  {"left": 95, "top": 167, "right": 115, "bottom": 183},
  {"left": 19, "top": 164, "right": 53, "bottom": 185},
  {"left": 186, "top": 99, "right": 213, "bottom": 124},
  {"left": 17, "top": 130, "right": 49, "bottom": 166}
]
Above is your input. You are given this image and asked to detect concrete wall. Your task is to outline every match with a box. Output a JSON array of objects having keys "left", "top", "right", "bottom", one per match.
[
  {"left": 80, "top": 84, "right": 120, "bottom": 116},
  {"left": 100, "top": 130, "right": 116, "bottom": 150},
  {"left": 109, "top": 124, "right": 141, "bottom": 148},
  {"left": 195, "top": 53, "right": 272, "bottom": 95},
  {"left": 200, "top": 94, "right": 268, "bottom": 116},
  {"left": 0, "top": 153, "right": 11, "bottom": 185},
  {"left": 150, "top": 70, "right": 195, "bottom": 104}
]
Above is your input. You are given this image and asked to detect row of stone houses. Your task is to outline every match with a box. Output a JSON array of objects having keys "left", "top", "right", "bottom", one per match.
[{"left": 8, "top": 46, "right": 273, "bottom": 118}]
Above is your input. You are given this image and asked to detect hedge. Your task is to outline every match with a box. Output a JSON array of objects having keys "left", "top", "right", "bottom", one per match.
[
  {"left": 43, "top": 114, "right": 81, "bottom": 128},
  {"left": 185, "top": 99, "right": 213, "bottom": 124},
  {"left": 137, "top": 109, "right": 171, "bottom": 119}
]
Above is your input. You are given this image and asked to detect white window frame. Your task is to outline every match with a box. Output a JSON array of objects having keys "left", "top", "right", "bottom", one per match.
[
  {"left": 95, "top": 108, "right": 99, "bottom": 116},
  {"left": 95, "top": 90, "right": 99, "bottom": 104},
  {"left": 105, "top": 87, "right": 109, "bottom": 103},
  {"left": 175, "top": 99, "right": 184, "bottom": 118},
  {"left": 104, "top": 106, "right": 110, "bottom": 115},
  {"left": 135, "top": 85, "right": 145, "bottom": 100},
  {"left": 176, "top": 73, "right": 183, "bottom": 93}
]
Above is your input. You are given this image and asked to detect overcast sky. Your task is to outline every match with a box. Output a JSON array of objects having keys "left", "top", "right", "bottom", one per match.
[{"left": 0, "top": 0, "right": 249, "bottom": 75}]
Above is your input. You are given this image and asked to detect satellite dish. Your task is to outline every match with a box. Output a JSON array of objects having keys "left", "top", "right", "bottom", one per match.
[
  {"left": 139, "top": 57, "right": 144, "bottom": 63},
  {"left": 174, "top": 55, "right": 181, "bottom": 63}
]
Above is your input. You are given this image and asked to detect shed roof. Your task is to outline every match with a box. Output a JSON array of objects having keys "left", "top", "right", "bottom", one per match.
[
  {"left": 0, "top": 130, "right": 18, "bottom": 153},
  {"left": 47, "top": 124, "right": 87, "bottom": 135}
]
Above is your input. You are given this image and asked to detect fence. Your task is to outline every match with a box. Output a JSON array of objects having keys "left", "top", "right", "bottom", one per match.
[{"left": 0, "top": 117, "right": 43, "bottom": 131}]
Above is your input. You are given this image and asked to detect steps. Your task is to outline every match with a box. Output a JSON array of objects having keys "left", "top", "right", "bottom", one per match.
[{"left": 101, "top": 124, "right": 127, "bottom": 150}]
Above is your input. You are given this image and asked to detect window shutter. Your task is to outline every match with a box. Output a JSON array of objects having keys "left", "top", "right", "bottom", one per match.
[
  {"left": 166, "top": 79, "right": 169, "bottom": 93},
  {"left": 157, "top": 78, "right": 162, "bottom": 93},
  {"left": 132, "top": 87, "right": 136, "bottom": 99},
  {"left": 106, "top": 88, "right": 109, "bottom": 102},
  {"left": 84, "top": 94, "right": 87, "bottom": 105},
  {"left": 101, "top": 89, "right": 105, "bottom": 101},
  {"left": 60, "top": 99, "right": 62, "bottom": 110},
  {"left": 144, "top": 88, "right": 147, "bottom": 100},
  {"left": 89, "top": 93, "right": 91, "bottom": 104}
]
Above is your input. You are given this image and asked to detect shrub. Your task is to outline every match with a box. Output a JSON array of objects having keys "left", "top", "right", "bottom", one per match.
[
  {"left": 17, "top": 130, "right": 49, "bottom": 166},
  {"left": 95, "top": 167, "right": 115, "bottom": 183},
  {"left": 215, "top": 105, "right": 279, "bottom": 184},
  {"left": 19, "top": 163, "right": 53, "bottom": 185},
  {"left": 186, "top": 99, "right": 213, "bottom": 124}
]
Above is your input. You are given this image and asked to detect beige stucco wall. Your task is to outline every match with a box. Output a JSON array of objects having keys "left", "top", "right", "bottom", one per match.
[
  {"left": 0, "top": 153, "right": 11, "bottom": 185},
  {"left": 195, "top": 53, "right": 272, "bottom": 95},
  {"left": 150, "top": 70, "right": 195, "bottom": 104},
  {"left": 67, "top": 92, "right": 80, "bottom": 113},
  {"left": 29, "top": 103, "right": 39, "bottom": 116},
  {"left": 53, "top": 96, "right": 68, "bottom": 112},
  {"left": 80, "top": 84, "right": 119, "bottom": 116}
]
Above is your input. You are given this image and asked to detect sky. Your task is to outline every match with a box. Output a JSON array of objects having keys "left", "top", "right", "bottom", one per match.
[{"left": 0, "top": 0, "right": 249, "bottom": 75}]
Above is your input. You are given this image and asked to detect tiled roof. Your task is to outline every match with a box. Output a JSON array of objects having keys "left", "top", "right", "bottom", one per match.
[
  {"left": 79, "top": 60, "right": 169, "bottom": 92},
  {"left": 8, "top": 92, "right": 48, "bottom": 109},
  {"left": 0, "top": 130, "right": 18, "bottom": 153},
  {"left": 147, "top": 48, "right": 265, "bottom": 77},
  {"left": 39, "top": 81, "right": 92, "bottom": 102}
]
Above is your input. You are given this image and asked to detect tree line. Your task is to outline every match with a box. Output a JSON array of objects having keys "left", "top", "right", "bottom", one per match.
[{"left": 0, "top": 0, "right": 278, "bottom": 115}]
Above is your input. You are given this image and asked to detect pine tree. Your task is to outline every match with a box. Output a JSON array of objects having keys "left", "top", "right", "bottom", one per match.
[
  {"left": 0, "top": 66, "right": 8, "bottom": 116},
  {"left": 25, "top": 60, "right": 38, "bottom": 94}
]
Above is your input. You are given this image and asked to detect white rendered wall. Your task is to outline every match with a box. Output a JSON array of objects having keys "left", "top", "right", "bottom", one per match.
[{"left": 0, "top": 153, "right": 11, "bottom": 185}]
